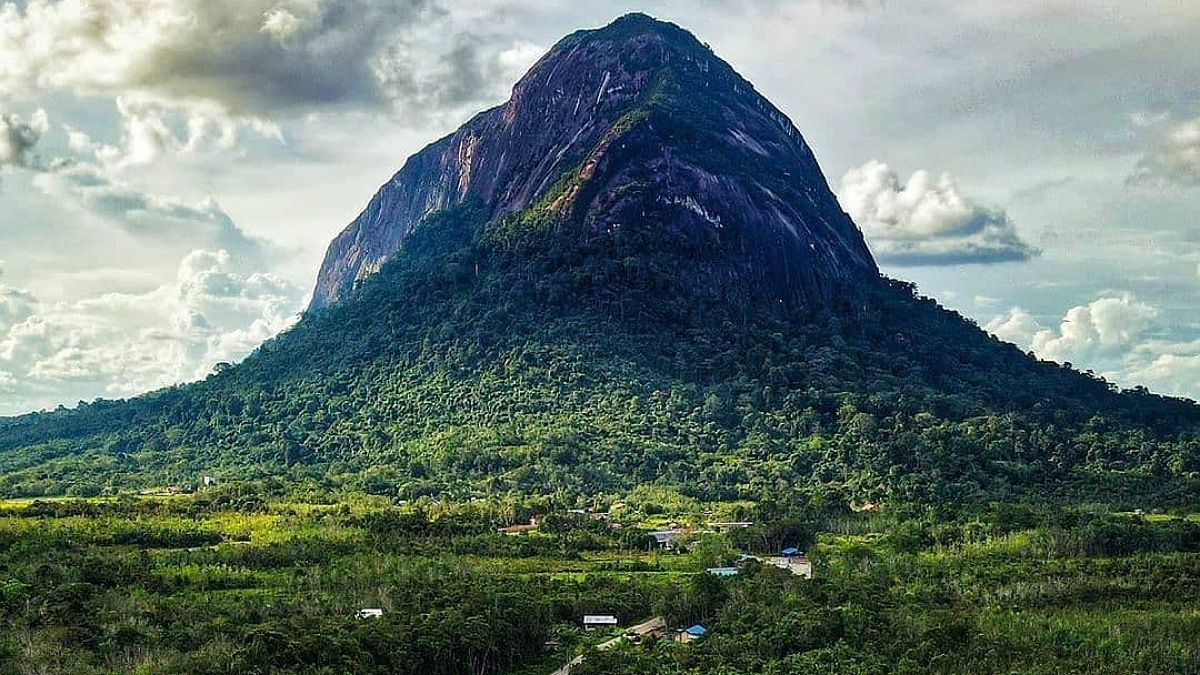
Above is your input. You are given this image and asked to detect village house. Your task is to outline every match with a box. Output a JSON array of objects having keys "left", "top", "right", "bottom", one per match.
[
  {"left": 767, "top": 549, "right": 813, "bottom": 578},
  {"left": 498, "top": 516, "right": 539, "bottom": 534},
  {"left": 583, "top": 614, "right": 619, "bottom": 631},
  {"left": 706, "top": 521, "right": 753, "bottom": 532},
  {"left": 676, "top": 624, "right": 707, "bottom": 643},
  {"left": 648, "top": 530, "right": 682, "bottom": 549},
  {"left": 736, "top": 551, "right": 814, "bottom": 578}
]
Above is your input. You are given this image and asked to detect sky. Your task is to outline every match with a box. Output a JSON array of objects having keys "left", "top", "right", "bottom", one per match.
[{"left": 0, "top": 0, "right": 1197, "bottom": 415}]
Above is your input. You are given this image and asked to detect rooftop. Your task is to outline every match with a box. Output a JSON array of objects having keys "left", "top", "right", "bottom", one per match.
[{"left": 584, "top": 614, "right": 618, "bottom": 624}]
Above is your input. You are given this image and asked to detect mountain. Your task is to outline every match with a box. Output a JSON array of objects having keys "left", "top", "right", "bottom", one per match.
[
  {"left": 0, "top": 14, "right": 1197, "bottom": 504},
  {"left": 311, "top": 13, "right": 876, "bottom": 310}
]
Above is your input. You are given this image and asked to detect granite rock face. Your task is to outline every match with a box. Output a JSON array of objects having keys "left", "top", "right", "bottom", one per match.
[{"left": 309, "top": 13, "right": 879, "bottom": 311}]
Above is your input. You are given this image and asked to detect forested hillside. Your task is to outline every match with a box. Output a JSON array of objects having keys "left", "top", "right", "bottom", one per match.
[{"left": 1, "top": 201, "right": 1195, "bottom": 503}]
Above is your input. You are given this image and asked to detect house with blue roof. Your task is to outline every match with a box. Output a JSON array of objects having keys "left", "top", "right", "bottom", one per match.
[
  {"left": 767, "top": 551, "right": 813, "bottom": 578},
  {"left": 677, "top": 624, "right": 707, "bottom": 643}
]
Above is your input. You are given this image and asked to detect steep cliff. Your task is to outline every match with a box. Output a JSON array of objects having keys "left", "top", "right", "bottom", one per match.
[{"left": 310, "top": 13, "right": 878, "bottom": 310}]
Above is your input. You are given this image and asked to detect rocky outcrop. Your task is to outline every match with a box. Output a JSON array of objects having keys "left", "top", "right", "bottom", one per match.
[{"left": 309, "top": 13, "right": 878, "bottom": 310}]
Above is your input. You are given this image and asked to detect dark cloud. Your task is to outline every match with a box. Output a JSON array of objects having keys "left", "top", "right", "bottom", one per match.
[
  {"left": 34, "top": 161, "right": 273, "bottom": 268},
  {"left": 0, "top": 0, "right": 513, "bottom": 119},
  {"left": 0, "top": 283, "right": 37, "bottom": 334},
  {"left": 870, "top": 236, "right": 1039, "bottom": 266},
  {"left": 436, "top": 37, "right": 495, "bottom": 108},
  {"left": 0, "top": 110, "right": 47, "bottom": 169}
]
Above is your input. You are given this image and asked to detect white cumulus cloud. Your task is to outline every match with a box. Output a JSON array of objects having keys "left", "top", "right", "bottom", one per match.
[
  {"left": 1123, "top": 340, "right": 1200, "bottom": 400},
  {"left": 260, "top": 6, "right": 307, "bottom": 44},
  {"left": 839, "top": 160, "right": 1038, "bottom": 265},
  {"left": 0, "top": 249, "right": 303, "bottom": 414},
  {"left": 986, "top": 294, "right": 1158, "bottom": 364},
  {"left": 1130, "top": 116, "right": 1200, "bottom": 186},
  {"left": 985, "top": 306, "right": 1044, "bottom": 350},
  {"left": 985, "top": 294, "right": 1197, "bottom": 400},
  {"left": 497, "top": 42, "right": 546, "bottom": 77}
]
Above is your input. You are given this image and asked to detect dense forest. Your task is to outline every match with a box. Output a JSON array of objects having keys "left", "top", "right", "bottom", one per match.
[
  {"left": 1, "top": 489, "right": 1198, "bottom": 674},
  {"left": 0, "top": 200, "right": 1197, "bottom": 504}
]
